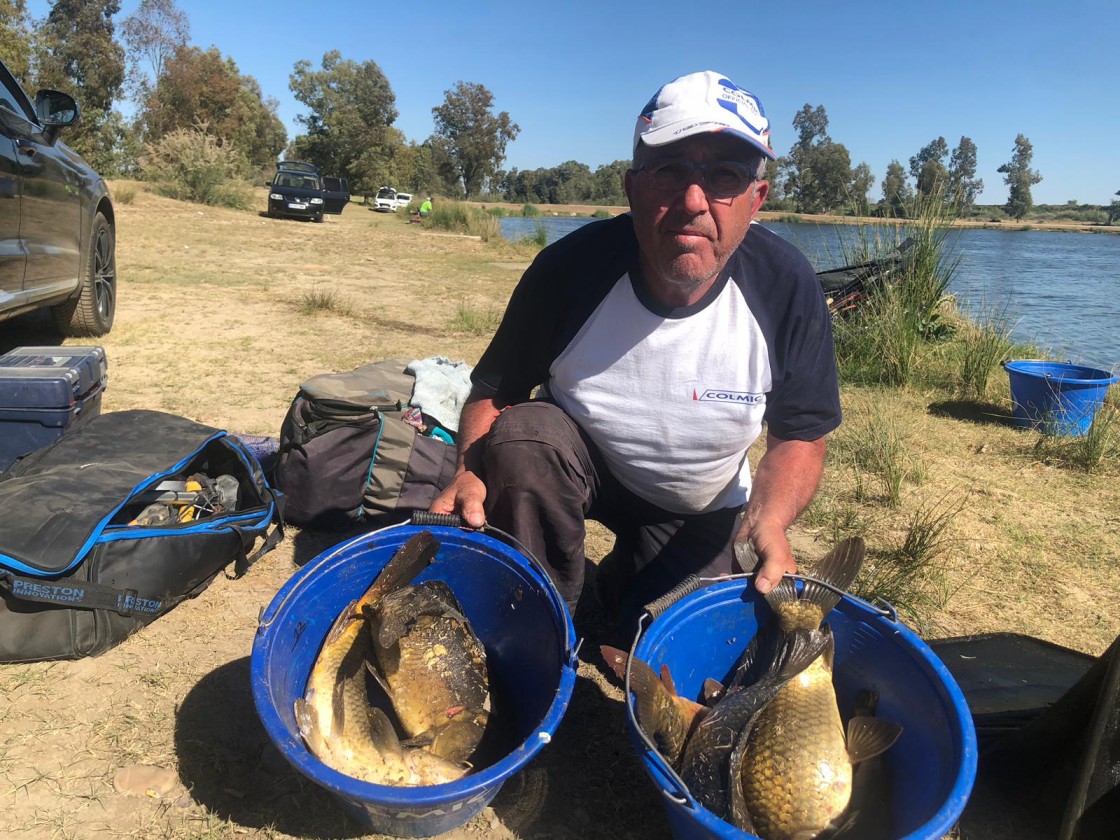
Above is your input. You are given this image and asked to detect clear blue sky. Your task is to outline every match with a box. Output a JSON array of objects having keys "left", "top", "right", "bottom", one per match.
[{"left": 26, "top": 0, "right": 1120, "bottom": 205}]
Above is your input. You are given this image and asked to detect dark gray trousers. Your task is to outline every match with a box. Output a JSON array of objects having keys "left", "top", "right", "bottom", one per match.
[{"left": 482, "top": 401, "right": 743, "bottom": 627}]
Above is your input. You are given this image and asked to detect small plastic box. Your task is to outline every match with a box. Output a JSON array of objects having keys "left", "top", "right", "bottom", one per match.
[{"left": 0, "top": 345, "right": 108, "bottom": 472}]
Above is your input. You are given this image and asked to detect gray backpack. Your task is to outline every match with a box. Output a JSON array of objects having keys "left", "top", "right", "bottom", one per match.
[{"left": 273, "top": 360, "right": 458, "bottom": 528}]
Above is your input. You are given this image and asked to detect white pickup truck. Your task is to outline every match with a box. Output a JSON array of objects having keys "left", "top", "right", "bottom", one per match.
[{"left": 373, "top": 187, "right": 413, "bottom": 213}]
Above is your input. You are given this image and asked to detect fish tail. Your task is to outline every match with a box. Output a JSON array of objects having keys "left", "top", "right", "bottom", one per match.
[
  {"left": 773, "top": 626, "right": 832, "bottom": 681},
  {"left": 799, "top": 537, "right": 865, "bottom": 615},
  {"left": 358, "top": 530, "right": 440, "bottom": 612}
]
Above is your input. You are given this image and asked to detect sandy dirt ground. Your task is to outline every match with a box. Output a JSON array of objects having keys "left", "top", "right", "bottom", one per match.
[{"left": 0, "top": 189, "right": 1114, "bottom": 840}]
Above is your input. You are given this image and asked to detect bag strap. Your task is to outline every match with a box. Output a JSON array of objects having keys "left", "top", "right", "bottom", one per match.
[{"left": 0, "top": 569, "right": 186, "bottom": 617}]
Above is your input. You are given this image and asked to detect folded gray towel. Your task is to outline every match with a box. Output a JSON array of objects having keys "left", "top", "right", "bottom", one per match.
[{"left": 405, "top": 356, "right": 474, "bottom": 433}]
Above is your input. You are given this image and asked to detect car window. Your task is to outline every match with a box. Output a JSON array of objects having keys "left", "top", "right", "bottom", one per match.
[{"left": 0, "top": 67, "right": 36, "bottom": 123}]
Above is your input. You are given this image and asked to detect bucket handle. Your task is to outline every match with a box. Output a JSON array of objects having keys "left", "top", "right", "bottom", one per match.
[{"left": 406, "top": 511, "right": 577, "bottom": 663}]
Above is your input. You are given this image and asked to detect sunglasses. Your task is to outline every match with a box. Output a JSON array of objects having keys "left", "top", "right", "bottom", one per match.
[{"left": 635, "top": 158, "right": 759, "bottom": 198}]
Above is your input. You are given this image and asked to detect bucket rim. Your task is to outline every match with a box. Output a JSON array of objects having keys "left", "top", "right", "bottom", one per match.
[
  {"left": 1002, "top": 359, "right": 1118, "bottom": 385},
  {"left": 250, "top": 522, "right": 579, "bottom": 809},
  {"left": 628, "top": 576, "right": 979, "bottom": 839}
]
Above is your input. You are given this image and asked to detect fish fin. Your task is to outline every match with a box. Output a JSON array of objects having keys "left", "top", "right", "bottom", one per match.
[
  {"left": 799, "top": 537, "right": 865, "bottom": 614},
  {"left": 659, "top": 664, "right": 679, "bottom": 696},
  {"left": 773, "top": 626, "right": 831, "bottom": 682},
  {"left": 364, "top": 659, "right": 393, "bottom": 697},
  {"left": 702, "top": 678, "right": 726, "bottom": 705},
  {"left": 846, "top": 715, "right": 903, "bottom": 764},
  {"left": 368, "top": 706, "right": 404, "bottom": 759},
  {"left": 324, "top": 599, "right": 361, "bottom": 645},
  {"left": 359, "top": 530, "right": 440, "bottom": 613},
  {"left": 599, "top": 645, "right": 630, "bottom": 682},
  {"left": 294, "top": 698, "right": 327, "bottom": 758}
]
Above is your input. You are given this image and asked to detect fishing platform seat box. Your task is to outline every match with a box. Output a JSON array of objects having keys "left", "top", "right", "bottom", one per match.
[{"left": 0, "top": 345, "right": 108, "bottom": 473}]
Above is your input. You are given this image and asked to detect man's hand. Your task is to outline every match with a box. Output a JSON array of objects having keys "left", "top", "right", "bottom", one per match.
[
  {"left": 429, "top": 470, "right": 487, "bottom": 528},
  {"left": 736, "top": 432, "right": 828, "bottom": 594},
  {"left": 734, "top": 523, "right": 797, "bottom": 595}
]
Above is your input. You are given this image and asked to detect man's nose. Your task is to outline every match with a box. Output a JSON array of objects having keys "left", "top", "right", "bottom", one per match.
[{"left": 680, "top": 178, "right": 711, "bottom": 212}]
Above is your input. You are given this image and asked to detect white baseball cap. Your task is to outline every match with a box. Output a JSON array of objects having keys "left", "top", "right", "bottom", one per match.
[{"left": 633, "top": 70, "right": 776, "bottom": 160}]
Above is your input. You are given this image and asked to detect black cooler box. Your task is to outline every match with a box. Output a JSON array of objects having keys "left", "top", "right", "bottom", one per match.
[{"left": 0, "top": 346, "right": 108, "bottom": 473}]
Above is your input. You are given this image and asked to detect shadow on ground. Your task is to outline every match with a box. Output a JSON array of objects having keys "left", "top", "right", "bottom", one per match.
[
  {"left": 175, "top": 656, "right": 363, "bottom": 838},
  {"left": 928, "top": 399, "right": 1021, "bottom": 429}
]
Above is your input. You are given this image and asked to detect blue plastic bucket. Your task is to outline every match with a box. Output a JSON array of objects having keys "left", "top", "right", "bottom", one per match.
[
  {"left": 628, "top": 578, "right": 978, "bottom": 840},
  {"left": 1003, "top": 360, "right": 1117, "bottom": 436},
  {"left": 251, "top": 523, "right": 578, "bottom": 838}
]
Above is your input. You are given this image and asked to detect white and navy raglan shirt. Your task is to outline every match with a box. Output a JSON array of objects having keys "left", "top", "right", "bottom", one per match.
[{"left": 472, "top": 213, "right": 841, "bottom": 515}]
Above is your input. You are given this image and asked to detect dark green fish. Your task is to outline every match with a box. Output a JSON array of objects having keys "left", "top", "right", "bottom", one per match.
[{"left": 371, "top": 578, "right": 491, "bottom": 765}]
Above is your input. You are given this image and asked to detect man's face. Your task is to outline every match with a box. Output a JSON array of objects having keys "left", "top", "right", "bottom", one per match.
[{"left": 625, "top": 134, "right": 769, "bottom": 305}]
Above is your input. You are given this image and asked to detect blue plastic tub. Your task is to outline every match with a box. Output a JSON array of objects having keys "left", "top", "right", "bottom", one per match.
[
  {"left": 251, "top": 523, "right": 578, "bottom": 838},
  {"left": 628, "top": 578, "right": 978, "bottom": 840},
  {"left": 1003, "top": 360, "right": 1117, "bottom": 437}
]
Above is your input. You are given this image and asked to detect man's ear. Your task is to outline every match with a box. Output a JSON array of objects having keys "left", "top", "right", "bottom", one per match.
[
  {"left": 750, "top": 180, "right": 770, "bottom": 218},
  {"left": 624, "top": 168, "right": 636, "bottom": 208}
]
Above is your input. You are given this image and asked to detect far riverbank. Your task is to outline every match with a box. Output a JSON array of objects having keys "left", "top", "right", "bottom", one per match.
[{"left": 470, "top": 201, "right": 1120, "bottom": 235}]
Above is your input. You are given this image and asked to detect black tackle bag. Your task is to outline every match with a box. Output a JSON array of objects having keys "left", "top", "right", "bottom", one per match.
[
  {"left": 272, "top": 359, "right": 458, "bottom": 529},
  {"left": 0, "top": 409, "right": 282, "bottom": 663}
]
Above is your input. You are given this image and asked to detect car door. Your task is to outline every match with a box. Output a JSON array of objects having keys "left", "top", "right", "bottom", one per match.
[
  {"left": 16, "top": 92, "right": 82, "bottom": 292},
  {"left": 0, "top": 71, "right": 26, "bottom": 301},
  {"left": 321, "top": 177, "right": 350, "bottom": 215}
]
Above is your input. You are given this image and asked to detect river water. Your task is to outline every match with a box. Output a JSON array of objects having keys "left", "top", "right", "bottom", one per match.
[{"left": 499, "top": 216, "right": 1120, "bottom": 371}]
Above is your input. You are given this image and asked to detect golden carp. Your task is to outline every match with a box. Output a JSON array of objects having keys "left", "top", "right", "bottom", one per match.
[
  {"left": 294, "top": 530, "right": 472, "bottom": 786},
  {"left": 601, "top": 644, "right": 707, "bottom": 767},
  {"left": 731, "top": 537, "right": 902, "bottom": 840}
]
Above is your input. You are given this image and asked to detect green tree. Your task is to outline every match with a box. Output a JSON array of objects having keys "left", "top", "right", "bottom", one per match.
[
  {"left": 120, "top": 0, "right": 189, "bottom": 102},
  {"left": 140, "top": 46, "right": 286, "bottom": 174},
  {"left": 0, "top": 0, "right": 33, "bottom": 82},
  {"left": 31, "top": 0, "right": 126, "bottom": 172},
  {"left": 879, "top": 160, "right": 912, "bottom": 218},
  {"left": 908, "top": 137, "right": 948, "bottom": 200},
  {"left": 997, "top": 134, "right": 1042, "bottom": 219},
  {"left": 779, "top": 104, "right": 866, "bottom": 214},
  {"left": 289, "top": 50, "right": 401, "bottom": 196},
  {"left": 1107, "top": 190, "right": 1120, "bottom": 226},
  {"left": 432, "top": 81, "right": 520, "bottom": 198},
  {"left": 849, "top": 162, "right": 874, "bottom": 216},
  {"left": 947, "top": 136, "right": 983, "bottom": 211}
]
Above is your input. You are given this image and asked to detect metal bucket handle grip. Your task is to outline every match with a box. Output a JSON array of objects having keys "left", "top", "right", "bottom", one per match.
[{"left": 623, "top": 570, "right": 901, "bottom": 809}]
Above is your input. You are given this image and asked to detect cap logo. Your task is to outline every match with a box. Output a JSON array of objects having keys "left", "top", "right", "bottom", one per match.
[{"left": 715, "top": 79, "right": 767, "bottom": 135}]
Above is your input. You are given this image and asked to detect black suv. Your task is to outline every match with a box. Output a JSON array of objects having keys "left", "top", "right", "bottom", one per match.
[
  {"left": 266, "top": 161, "right": 350, "bottom": 222},
  {"left": 0, "top": 57, "right": 116, "bottom": 336}
]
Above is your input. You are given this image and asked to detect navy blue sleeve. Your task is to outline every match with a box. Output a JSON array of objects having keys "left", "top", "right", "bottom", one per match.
[
  {"left": 472, "top": 216, "right": 636, "bottom": 405},
  {"left": 740, "top": 226, "right": 842, "bottom": 441}
]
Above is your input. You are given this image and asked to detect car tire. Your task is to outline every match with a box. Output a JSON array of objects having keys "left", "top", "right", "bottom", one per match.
[
  {"left": 313, "top": 213, "right": 323, "bottom": 223},
  {"left": 52, "top": 211, "right": 116, "bottom": 337}
]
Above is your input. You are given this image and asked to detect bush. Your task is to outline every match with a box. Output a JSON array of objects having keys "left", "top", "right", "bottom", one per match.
[
  {"left": 140, "top": 125, "right": 253, "bottom": 210},
  {"left": 425, "top": 200, "right": 503, "bottom": 241}
]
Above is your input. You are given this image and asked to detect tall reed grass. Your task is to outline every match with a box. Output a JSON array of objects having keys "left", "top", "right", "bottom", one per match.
[{"left": 425, "top": 201, "right": 503, "bottom": 241}]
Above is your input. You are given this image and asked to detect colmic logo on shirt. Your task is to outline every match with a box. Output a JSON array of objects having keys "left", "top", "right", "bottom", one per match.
[{"left": 693, "top": 388, "right": 766, "bottom": 405}]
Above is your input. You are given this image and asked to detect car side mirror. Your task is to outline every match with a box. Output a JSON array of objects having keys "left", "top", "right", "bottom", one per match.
[{"left": 34, "top": 90, "right": 80, "bottom": 128}]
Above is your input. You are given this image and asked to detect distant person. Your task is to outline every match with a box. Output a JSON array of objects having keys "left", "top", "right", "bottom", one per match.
[
  {"left": 430, "top": 70, "right": 841, "bottom": 630},
  {"left": 419, "top": 196, "right": 433, "bottom": 217}
]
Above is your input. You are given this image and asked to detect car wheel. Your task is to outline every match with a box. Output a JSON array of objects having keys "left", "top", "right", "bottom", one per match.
[
  {"left": 313, "top": 213, "right": 323, "bottom": 223},
  {"left": 52, "top": 211, "right": 116, "bottom": 337}
]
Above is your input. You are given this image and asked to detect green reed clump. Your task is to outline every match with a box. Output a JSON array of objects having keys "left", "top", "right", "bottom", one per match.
[
  {"left": 851, "top": 491, "right": 964, "bottom": 633},
  {"left": 833, "top": 396, "right": 921, "bottom": 507},
  {"left": 591, "top": 209, "right": 612, "bottom": 219},
  {"left": 521, "top": 204, "right": 542, "bottom": 217},
  {"left": 425, "top": 201, "right": 503, "bottom": 241},
  {"left": 299, "top": 286, "right": 352, "bottom": 316},
  {"left": 1032, "top": 397, "right": 1120, "bottom": 474},
  {"left": 519, "top": 221, "right": 548, "bottom": 248},
  {"left": 958, "top": 307, "right": 1016, "bottom": 400},
  {"left": 448, "top": 299, "right": 503, "bottom": 335}
]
